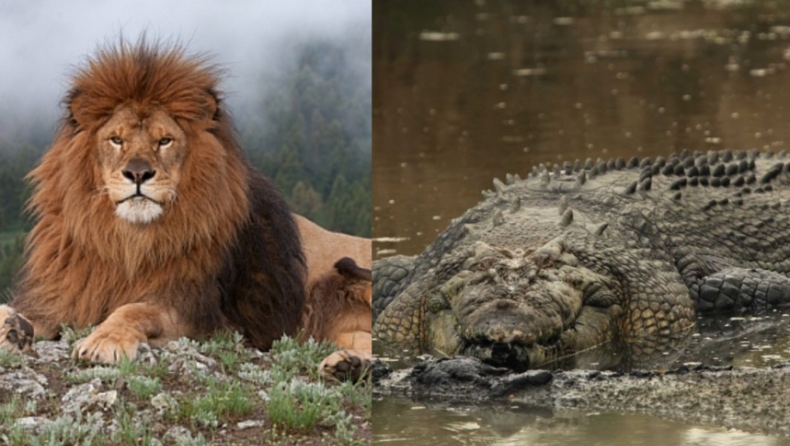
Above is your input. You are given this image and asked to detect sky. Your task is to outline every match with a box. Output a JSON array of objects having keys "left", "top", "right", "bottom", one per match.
[{"left": 0, "top": 0, "right": 371, "bottom": 146}]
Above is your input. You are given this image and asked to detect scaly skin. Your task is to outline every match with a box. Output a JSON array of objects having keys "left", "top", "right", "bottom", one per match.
[{"left": 374, "top": 149, "right": 790, "bottom": 370}]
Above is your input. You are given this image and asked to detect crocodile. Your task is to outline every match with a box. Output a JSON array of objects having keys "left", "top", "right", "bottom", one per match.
[{"left": 373, "top": 149, "right": 790, "bottom": 371}]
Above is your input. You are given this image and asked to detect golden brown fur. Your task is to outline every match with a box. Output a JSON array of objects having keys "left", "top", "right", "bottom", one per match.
[
  {"left": 303, "top": 257, "right": 372, "bottom": 381},
  {"left": 293, "top": 215, "right": 371, "bottom": 380},
  {"left": 302, "top": 257, "right": 371, "bottom": 346},
  {"left": 0, "top": 41, "right": 306, "bottom": 363},
  {"left": 294, "top": 215, "right": 371, "bottom": 286}
]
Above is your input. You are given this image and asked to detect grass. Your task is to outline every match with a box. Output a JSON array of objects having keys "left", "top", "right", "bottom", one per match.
[
  {"left": 0, "top": 349, "right": 26, "bottom": 369},
  {"left": 0, "top": 331, "right": 372, "bottom": 444},
  {"left": 127, "top": 376, "right": 161, "bottom": 399},
  {"left": 270, "top": 334, "right": 336, "bottom": 381},
  {"left": 176, "top": 377, "right": 252, "bottom": 428},
  {"left": 2, "top": 411, "right": 106, "bottom": 446},
  {"left": 0, "top": 396, "right": 23, "bottom": 427},
  {"left": 113, "top": 402, "right": 156, "bottom": 446},
  {"left": 267, "top": 380, "right": 343, "bottom": 430},
  {"left": 263, "top": 334, "right": 370, "bottom": 439}
]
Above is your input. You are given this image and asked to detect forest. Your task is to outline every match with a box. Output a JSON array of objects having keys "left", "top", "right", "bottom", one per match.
[{"left": 0, "top": 41, "right": 371, "bottom": 297}]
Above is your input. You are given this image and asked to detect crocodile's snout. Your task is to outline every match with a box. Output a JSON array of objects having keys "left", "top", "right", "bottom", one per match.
[{"left": 453, "top": 270, "right": 587, "bottom": 370}]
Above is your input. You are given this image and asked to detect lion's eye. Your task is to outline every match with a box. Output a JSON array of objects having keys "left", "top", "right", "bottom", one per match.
[
  {"left": 109, "top": 136, "right": 123, "bottom": 147},
  {"left": 158, "top": 137, "right": 173, "bottom": 148}
]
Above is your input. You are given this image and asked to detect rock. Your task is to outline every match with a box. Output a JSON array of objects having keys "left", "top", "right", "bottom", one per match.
[
  {"left": 165, "top": 426, "right": 193, "bottom": 442},
  {"left": 151, "top": 393, "right": 178, "bottom": 414},
  {"left": 0, "top": 368, "right": 48, "bottom": 398},
  {"left": 61, "top": 378, "right": 103, "bottom": 413},
  {"left": 14, "top": 416, "right": 51, "bottom": 431},
  {"left": 32, "top": 340, "right": 69, "bottom": 364},
  {"left": 236, "top": 420, "right": 264, "bottom": 429},
  {"left": 92, "top": 390, "right": 118, "bottom": 411}
]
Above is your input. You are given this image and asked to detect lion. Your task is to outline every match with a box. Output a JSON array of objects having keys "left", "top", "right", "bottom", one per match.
[
  {"left": 0, "top": 41, "right": 307, "bottom": 364},
  {"left": 294, "top": 215, "right": 372, "bottom": 381}
]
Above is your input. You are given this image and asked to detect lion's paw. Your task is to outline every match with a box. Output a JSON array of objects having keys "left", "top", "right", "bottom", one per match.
[
  {"left": 0, "top": 305, "right": 34, "bottom": 353},
  {"left": 319, "top": 349, "right": 372, "bottom": 382},
  {"left": 73, "top": 327, "right": 143, "bottom": 364}
]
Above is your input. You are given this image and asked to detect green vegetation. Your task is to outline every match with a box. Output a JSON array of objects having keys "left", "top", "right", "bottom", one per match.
[
  {"left": 0, "top": 39, "right": 371, "bottom": 303},
  {"left": 0, "top": 349, "right": 26, "bottom": 369},
  {"left": 0, "top": 332, "right": 371, "bottom": 444}
]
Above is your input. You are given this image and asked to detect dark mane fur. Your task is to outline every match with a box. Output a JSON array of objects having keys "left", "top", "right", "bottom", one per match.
[
  {"left": 302, "top": 258, "right": 370, "bottom": 342},
  {"left": 220, "top": 171, "right": 306, "bottom": 348}
]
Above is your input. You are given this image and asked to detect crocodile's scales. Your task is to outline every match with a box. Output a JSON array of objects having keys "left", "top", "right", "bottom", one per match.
[{"left": 374, "top": 149, "right": 790, "bottom": 370}]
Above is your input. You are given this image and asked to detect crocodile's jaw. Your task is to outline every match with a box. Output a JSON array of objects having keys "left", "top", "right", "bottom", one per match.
[{"left": 455, "top": 303, "right": 622, "bottom": 371}]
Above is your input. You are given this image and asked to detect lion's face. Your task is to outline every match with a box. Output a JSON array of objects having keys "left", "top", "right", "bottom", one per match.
[{"left": 96, "top": 106, "right": 186, "bottom": 224}]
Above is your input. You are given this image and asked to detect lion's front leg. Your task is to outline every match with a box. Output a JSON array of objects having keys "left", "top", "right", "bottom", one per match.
[
  {"left": 0, "top": 305, "right": 35, "bottom": 353},
  {"left": 74, "top": 303, "right": 183, "bottom": 364}
]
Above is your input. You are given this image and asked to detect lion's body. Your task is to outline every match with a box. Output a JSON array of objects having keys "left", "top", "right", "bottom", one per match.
[
  {"left": 294, "top": 215, "right": 371, "bottom": 285},
  {"left": 0, "top": 42, "right": 306, "bottom": 363}
]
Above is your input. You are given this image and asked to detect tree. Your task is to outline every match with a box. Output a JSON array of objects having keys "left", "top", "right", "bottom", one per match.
[{"left": 290, "top": 181, "right": 323, "bottom": 221}]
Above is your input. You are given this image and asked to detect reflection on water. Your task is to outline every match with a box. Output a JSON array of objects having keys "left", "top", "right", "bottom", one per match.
[
  {"left": 373, "top": 397, "right": 790, "bottom": 446},
  {"left": 373, "top": 0, "right": 790, "bottom": 439}
]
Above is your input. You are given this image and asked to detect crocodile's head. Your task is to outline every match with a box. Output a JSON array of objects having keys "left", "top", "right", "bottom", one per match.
[{"left": 425, "top": 238, "right": 626, "bottom": 371}]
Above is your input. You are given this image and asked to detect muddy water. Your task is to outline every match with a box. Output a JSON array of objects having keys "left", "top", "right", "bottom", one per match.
[
  {"left": 373, "top": 398, "right": 790, "bottom": 446},
  {"left": 373, "top": 0, "right": 790, "bottom": 259},
  {"left": 373, "top": 0, "right": 790, "bottom": 440}
]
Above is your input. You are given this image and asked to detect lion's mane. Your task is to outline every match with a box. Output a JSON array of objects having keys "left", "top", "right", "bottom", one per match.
[
  {"left": 302, "top": 258, "right": 371, "bottom": 344},
  {"left": 12, "top": 40, "right": 305, "bottom": 349}
]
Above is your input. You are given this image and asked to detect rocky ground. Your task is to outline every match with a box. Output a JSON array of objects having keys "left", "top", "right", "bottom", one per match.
[
  {"left": 373, "top": 356, "right": 790, "bottom": 436},
  {"left": 0, "top": 327, "right": 371, "bottom": 445}
]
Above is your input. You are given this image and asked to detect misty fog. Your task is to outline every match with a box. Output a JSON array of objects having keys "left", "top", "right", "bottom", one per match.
[{"left": 0, "top": 0, "right": 371, "bottom": 151}]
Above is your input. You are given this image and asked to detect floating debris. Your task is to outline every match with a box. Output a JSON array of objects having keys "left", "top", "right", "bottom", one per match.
[
  {"left": 648, "top": 0, "right": 684, "bottom": 10},
  {"left": 374, "top": 237, "right": 411, "bottom": 243},
  {"left": 419, "top": 31, "right": 460, "bottom": 42},
  {"left": 749, "top": 68, "right": 774, "bottom": 77},
  {"left": 615, "top": 6, "right": 647, "bottom": 15},
  {"left": 513, "top": 67, "right": 547, "bottom": 77}
]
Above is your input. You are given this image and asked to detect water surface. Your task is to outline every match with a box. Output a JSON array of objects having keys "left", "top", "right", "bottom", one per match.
[{"left": 373, "top": 0, "right": 790, "bottom": 439}]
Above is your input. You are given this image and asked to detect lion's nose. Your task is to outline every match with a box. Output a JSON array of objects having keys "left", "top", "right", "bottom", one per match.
[{"left": 122, "top": 158, "right": 156, "bottom": 185}]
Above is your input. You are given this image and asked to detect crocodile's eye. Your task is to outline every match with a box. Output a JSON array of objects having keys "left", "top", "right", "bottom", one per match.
[
  {"left": 158, "top": 137, "right": 173, "bottom": 149},
  {"left": 109, "top": 136, "right": 123, "bottom": 148},
  {"left": 427, "top": 293, "right": 450, "bottom": 313}
]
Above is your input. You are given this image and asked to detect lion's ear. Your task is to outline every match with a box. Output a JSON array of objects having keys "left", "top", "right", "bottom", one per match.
[
  {"left": 205, "top": 89, "right": 220, "bottom": 121},
  {"left": 67, "top": 90, "right": 86, "bottom": 128}
]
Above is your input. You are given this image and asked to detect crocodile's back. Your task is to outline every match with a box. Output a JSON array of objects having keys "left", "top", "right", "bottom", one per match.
[{"left": 396, "top": 150, "right": 790, "bottom": 302}]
